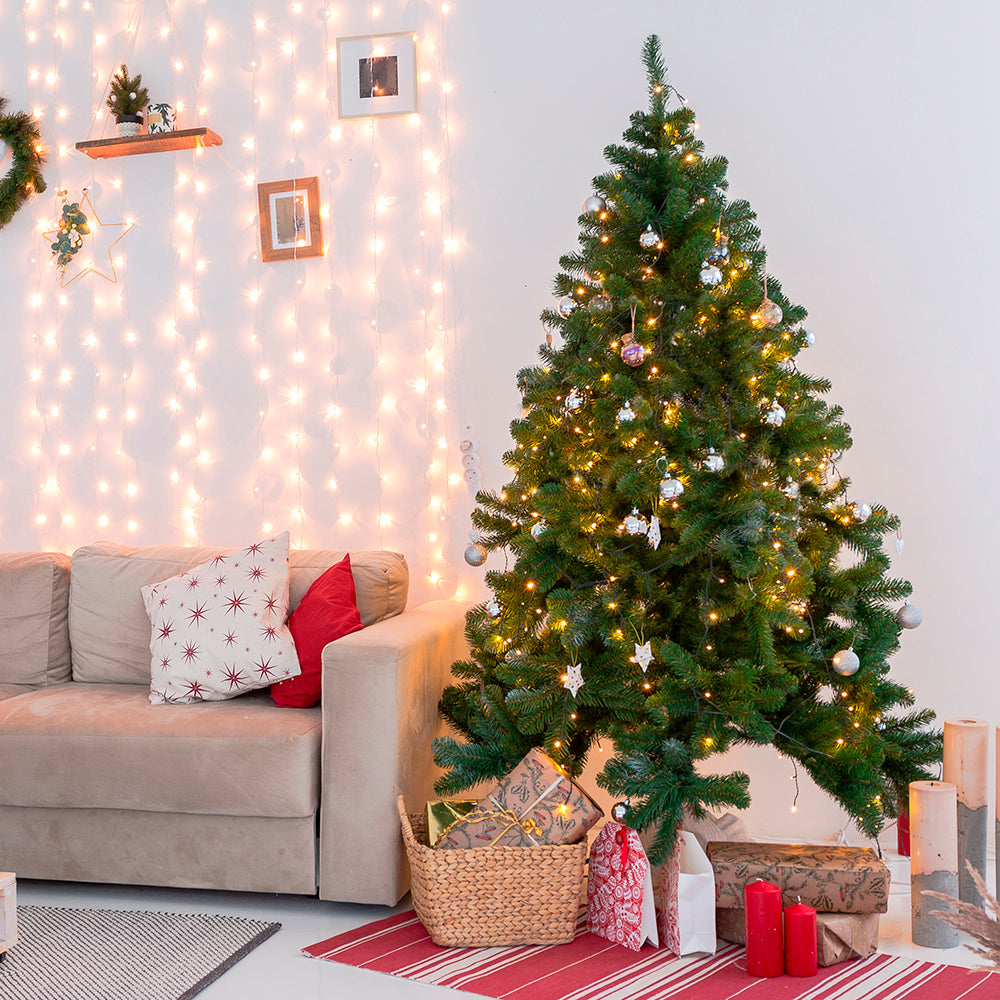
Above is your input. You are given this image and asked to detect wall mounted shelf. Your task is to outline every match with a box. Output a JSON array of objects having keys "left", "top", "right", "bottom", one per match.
[{"left": 75, "top": 127, "right": 222, "bottom": 160}]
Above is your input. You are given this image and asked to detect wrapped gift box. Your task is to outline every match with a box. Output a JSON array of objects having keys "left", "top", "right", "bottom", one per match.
[
  {"left": 425, "top": 799, "right": 478, "bottom": 847},
  {"left": 707, "top": 842, "right": 890, "bottom": 914},
  {"left": 435, "top": 747, "right": 603, "bottom": 850},
  {"left": 715, "top": 906, "right": 879, "bottom": 966}
]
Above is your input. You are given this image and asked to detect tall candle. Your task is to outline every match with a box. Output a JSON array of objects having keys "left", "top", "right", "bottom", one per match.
[
  {"left": 784, "top": 900, "right": 817, "bottom": 977},
  {"left": 909, "top": 780, "right": 959, "bottom": 948},
  {"left": 943, "top": 719, "right": 989, "bottom": 907},
  {"left": 744, "top": 880, "right": 783, "bottom": 977}
]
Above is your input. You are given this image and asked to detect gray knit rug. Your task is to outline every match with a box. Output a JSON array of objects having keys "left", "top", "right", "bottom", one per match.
[{"left": 0, "top": 906, "right": 280, "bottom": 999}]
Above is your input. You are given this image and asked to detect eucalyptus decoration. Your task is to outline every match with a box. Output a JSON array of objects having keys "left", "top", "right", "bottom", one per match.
[{"left": 0, "top": 95, "right": 47, "bottom": 231}]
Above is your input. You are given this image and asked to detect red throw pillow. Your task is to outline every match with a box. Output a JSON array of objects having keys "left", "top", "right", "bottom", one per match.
[{"left": 271, "top": 554, "right": 363, "bottom": 708}]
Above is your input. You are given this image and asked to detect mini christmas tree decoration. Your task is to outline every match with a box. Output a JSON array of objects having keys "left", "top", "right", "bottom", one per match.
[
  {"left": 896, "top": 601, "right": 923, "bottom": 629},
  {"left": 583, "top": 194, "right": 607, "bottom": 215},
  {"left": 433, "top": 36, "right": 939, "bottom": 866},
  {"left": 106, "top": 64, "right": 149, "bottom": 136}
]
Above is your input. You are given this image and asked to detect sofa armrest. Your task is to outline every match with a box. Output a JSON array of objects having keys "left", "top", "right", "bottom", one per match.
[{"left": 317, "top": 596, "right": 469, "bottom": 904}]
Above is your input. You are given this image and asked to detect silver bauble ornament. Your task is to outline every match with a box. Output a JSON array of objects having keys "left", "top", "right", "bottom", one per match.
[
  {"left": 703, "top": 447, "right": 725, "bottom": 472},
  {"left": 659, "top": 473, "right": 685, "bottom": 500},
  {"left": 639, "top": 223, "right": 662, "bottom": 250},
  {"left": 582, "top": 194, "right": 607, "bottom": 215},
  {"left": 896, "top": 600, "right": 923, "bottom": 629},
  {"left": 853, "top": 501, "right": 872, "bottom": 523},
  {"left": 565, "top": 388, "right": 584, "bottom": 411},
  {"left": 756, "top": 297, "right": 783, "bottom": 328},
  {"left": 832, "top": 647, "right": 860, "bottom": 677},
  {"left": 700, "top": 262, "right": 723, "bottom": 286},
  {"left": 621, "top": 339, "right": 646, "bottom": 367},
  {"left": 486, "top": 600, "right": 501, "bottom": 618},
  {"left": 764, "top": 401, "right": 786, "bottom": 427},
  {"left": 616, "top": 399, "right": 636, "bottom": 423},
  {"left": 530, "top": 519, "right": 548, "bottom": 539},
  {"left": 783, "top": 477, "right": 800, "bottom": 500},
  {"left": 623, "top": 507, "right": 648, "bottom": 535},
  {"left": 803, "top": 328, "right": 816, "bottom": 347},
  {"left": 589, "top": 292, "right": 613, "bottom": 312},
  {"left": 464, "top": 542, "right": 487, "bottom": 567},
  {"left": 557, "top": 295, "right": 578, "bottom": 318}
]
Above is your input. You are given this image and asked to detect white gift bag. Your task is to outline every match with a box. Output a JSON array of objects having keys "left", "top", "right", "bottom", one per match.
[{"left": 658, "top": 829, "right": 717, "bottom": 955}]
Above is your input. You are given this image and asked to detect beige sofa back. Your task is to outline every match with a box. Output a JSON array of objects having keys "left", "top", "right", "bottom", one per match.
[
  {"left": 69, "top": 542, "right": 408, "bottom": 684},
  {"left": 0, "top": 552, "right": 71, "bottom": 686}
]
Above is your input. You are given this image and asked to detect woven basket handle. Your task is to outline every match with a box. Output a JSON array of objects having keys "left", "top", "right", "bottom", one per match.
[{"left": 396, "top": 794, "right": 417, "bottom": 847}]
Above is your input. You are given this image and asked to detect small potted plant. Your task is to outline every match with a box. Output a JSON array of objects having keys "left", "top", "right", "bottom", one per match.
[{"left": 106, "top": 64, "right": 149, "bottom": 137}]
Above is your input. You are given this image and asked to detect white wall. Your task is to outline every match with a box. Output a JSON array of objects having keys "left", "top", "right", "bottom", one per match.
[{"left": 1, "top": 0, "right": 996, "bottom": 843}]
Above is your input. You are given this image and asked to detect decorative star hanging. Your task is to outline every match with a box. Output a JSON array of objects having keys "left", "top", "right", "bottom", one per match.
[
  {"left": 634, "top": 641, "right": 653, "bottom": 673},
  {"left": 43, "top": 187, "right": 133, "bottom": 287},
  {"left": 563, "top": 662, "right": 584, "bottom": 698},
  {"left": 647, "top": 514, "right": 661, "bottom": 550}
]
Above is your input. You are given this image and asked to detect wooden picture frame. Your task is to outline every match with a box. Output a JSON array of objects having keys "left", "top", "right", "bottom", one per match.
[
  {"left": 256, "top": 176, "right": 323, "bottom": 262},
  {"left": 336, "top": 32, "right": 418, "bottom": 119}
]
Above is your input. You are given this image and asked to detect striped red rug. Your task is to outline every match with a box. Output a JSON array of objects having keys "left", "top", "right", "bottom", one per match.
[{"left": 304, "top": 910, "right": 997, "bottom": 999}]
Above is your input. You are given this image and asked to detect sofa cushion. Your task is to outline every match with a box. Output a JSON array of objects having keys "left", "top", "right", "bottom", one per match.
[
  {"left": 0, "top": 552, "right": 71, "bottom": 686},
  {"left": 271, "top": 553, "right": 364, "bottom": 708},
  {"left": 70, "top": 542, "right": 408, "bottom": 684},
  {"left": 142, "top": 532, "right": 301, "bottom": 704},
  {"left": 0, "top": 683, "right": 321, "bottom": 817}
]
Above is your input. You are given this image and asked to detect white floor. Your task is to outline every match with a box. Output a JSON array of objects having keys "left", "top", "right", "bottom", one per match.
[{"left": 13, "top": 851, "right": 989, "bottom": 999}]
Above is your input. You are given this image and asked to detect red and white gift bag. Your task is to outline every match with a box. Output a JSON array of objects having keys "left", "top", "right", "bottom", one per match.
[
  {"left": 586, "top": 820, "right": 658, "bottom": 951},
  {"left": 658, "top": 829, "right": 717, "bottom": 956}
]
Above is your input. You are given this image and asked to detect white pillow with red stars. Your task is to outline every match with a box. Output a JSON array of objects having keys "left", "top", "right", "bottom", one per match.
[{"left": 141, "top": 531, "right": 301, "bottom": 705}]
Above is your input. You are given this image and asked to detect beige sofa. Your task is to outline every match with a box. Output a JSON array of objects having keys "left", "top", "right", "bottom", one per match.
[{"left": 0, "top": 543, "right": 467, "bottom": 905}]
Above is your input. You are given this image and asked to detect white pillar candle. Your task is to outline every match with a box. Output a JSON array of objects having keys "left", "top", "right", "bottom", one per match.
[
  {"left": 909, "top": 780, "right": 959, "bottom": 948},
  {"left": 943, "top": 718, "right": 989, "bottom": 908}
]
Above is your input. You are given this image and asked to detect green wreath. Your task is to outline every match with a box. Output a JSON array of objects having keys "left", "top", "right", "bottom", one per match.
[{"left": 0, "top": 95, "right": 46, "bottom": 231}]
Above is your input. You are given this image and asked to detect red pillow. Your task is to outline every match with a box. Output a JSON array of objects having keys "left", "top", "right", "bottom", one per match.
[{"left": 271, "top": 554, "right": 363, "bottom": 708}]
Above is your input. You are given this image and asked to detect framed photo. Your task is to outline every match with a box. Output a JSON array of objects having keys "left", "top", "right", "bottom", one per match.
[
  {"left": 256, "top": 176, "right": 323, "bottom": 263},
  {"left": 336, "top": 32, "right": 418, "bottom": 119}
]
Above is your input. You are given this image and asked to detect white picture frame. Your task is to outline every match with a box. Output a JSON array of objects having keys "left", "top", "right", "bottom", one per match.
[{"left": 336, "top": 32, "right": 418, "bottom": 119}]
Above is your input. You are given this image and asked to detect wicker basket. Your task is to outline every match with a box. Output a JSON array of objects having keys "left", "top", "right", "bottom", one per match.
[{"left": 397, "top": 795, "right": 587, "bottom": 947}]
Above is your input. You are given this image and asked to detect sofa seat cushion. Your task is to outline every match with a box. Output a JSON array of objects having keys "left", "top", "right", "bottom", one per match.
[
  {"left": 0, "top": 683, "right": 321, "bottom": 817},
  {"left": 0, "top": 684, "right": 36, "bottom": 702}
]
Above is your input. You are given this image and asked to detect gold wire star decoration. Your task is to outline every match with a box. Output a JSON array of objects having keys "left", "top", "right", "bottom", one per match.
[{"left": 44, "top": 187, "right": 134, "bottom": 287}]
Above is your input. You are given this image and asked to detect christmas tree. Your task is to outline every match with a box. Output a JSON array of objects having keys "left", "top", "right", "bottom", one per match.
[{"left": 435, "top": 36, "right": 940, "bottom": 861}]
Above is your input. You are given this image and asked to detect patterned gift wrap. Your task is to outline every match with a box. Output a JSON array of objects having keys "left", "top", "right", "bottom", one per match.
[
  {"left": 715, "top": 906, "right": 879, "bottom": 966},
  {"left": 707, "top": 842, "right": 890, "bottom": 914},
  {"left": 435, "top": 747, "right": 603, "bottom": 850}
]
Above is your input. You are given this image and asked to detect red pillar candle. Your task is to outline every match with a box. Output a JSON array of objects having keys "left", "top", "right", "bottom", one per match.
[
  {"left": 784, "top": 900, "right": 818, "bottom": 977},
  {"left": 744, "top": 880, "right": 783, "bottom": 977},
  {"left": 897, "top": 806, "right": 910, "bottom": 857}
]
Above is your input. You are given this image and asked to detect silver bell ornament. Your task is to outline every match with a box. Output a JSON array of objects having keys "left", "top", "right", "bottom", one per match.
[
  {"left": 557, "top": 295, "right": 578, "bottom": 318},
  {"left": 530, "top": 519, "right": 548, "bottom": 540},
  {"left": 639, "top": 223, "right": 662, "bottom": 250},
  {"left": 464, "top": 542, "right": 487, "bottom": 567},
  {"left": 700, "top": 262, "right": 723, "bottom": 286},
  {"left": 703, "top": 447, "right": 725, "bottom": 472},
  {"left": 616, "top": 399, "right": 636, "bottom": 424},
  {"left": 782, "top": 477, "right": 800, "bottom": 500},
  {"left": 582, "top": 194, "right": 607, "bottom": 215},
  {"left": 832, "top": 647, "right": 860, "bottom": 677},
  {"left": 565, "top": 387, "right": 585, "bottom": 411},
  {"left": 853, "top": 501, "right": 872, "bottom": 523},
  {"left": 589, "top": 292, "right": 613, "bottom": 313},
  {"left": 756, "top": 297, "right": 783, "bottom": 328},
  {"left": 896, "top": 600, "right": 923, "bottom": 629},
  {"left": 764, "top": 401, "right": 786, "bottom": 427},
  {"left": 623, "top": 507, "right": 649, "bottom": 536}
]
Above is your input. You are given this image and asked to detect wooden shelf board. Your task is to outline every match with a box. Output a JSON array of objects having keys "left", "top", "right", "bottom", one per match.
[{"left": 75, "top": 128, "right": 222, "bottom": 159}]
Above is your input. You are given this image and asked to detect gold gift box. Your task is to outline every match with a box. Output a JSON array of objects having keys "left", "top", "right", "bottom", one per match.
[{"left": 425, "top": 799, "right": 479, "bottom": 847}]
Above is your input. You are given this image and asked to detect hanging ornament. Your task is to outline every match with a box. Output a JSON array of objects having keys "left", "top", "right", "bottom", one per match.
[
  {"left": 707, "top": 234, "right": 730, "bottom": 265},
  {"left": 699, "top": 261, "right": 723, "bottom": 286},
  {"left": 623, "top": 507, "right": 649, "bottom": 536},
  {"left": 764, "top": 400, "right": 786, "bottom": 427},
  {"left": 620, "top": 333, "right": 646, "bottom": 367},
  {"left": 756, "top": 297, "right": 783, "bottom": 328},
  {"left": 853, "top": 501, "right": 872, "bottom": 523},
  {"left": 634, "top": 641, "right": 653, "bottom": 673},
  {"left": 557, "top": 295, "right": 578, "bottom": 318},
  {"left": 589, "top": 292, "right": 613, "bottom": 312},
  {"left": 832, "top": 647, "right": 860, "bottom": 677},
  {"left": 565, "top": 387, "right": 585, "bottom": 412},
  {"left": 486, "top": 599, "right": 501, "bottom": 618},
  {"left": 782, "top": 477, "right": 800, "bottom": 500},
  {"left": 530, "top": 519, "right": 548, "bottom": 540},
  {"left": 616, "top": 399, "right": 636, "bottom": 424},
  {"left": 563, "top": 662, "right": 585, "bottom": 698},
  {"left": 583, "top": 194, "right": 607, "bottom": 216},
  {"left": 647, "top": 514, "right": 661, "bottom": 549},
  {"left": 639, "top": 223, "right": 662, "bottom": 250},
  {"left": 464, "top": 542, "right": 487, "bottom": 567},
  {"left": 803, "top": 328, "right": 816, "bottom": 347},
  {"left": 658, "top": 458, "right": 685, "bottom": 500},
  {"left": 896, "top": 527, "right": 905, "bottom": 555},
  {"left": 896, "top": 600, "right": 923, "bottom": 629},
  {"left": 703, "top": 447, "right": 725, "bottom": 472}
]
